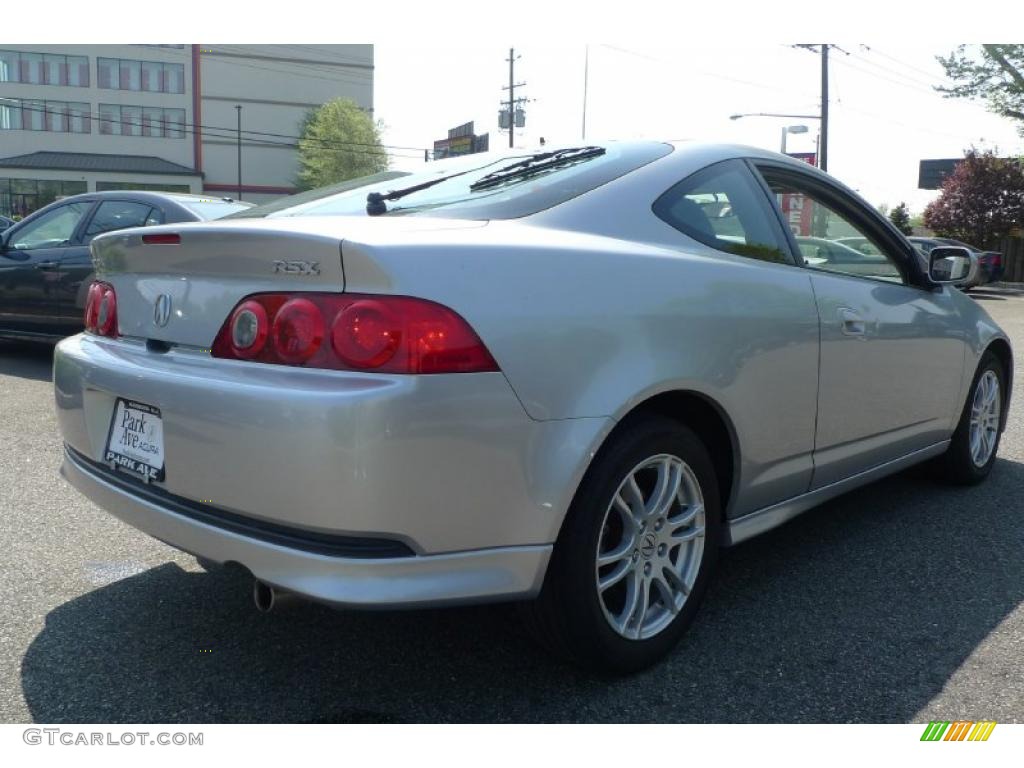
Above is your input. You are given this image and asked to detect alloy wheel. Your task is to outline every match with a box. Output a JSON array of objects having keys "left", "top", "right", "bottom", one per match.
[
  {"left": 595, "top": 454, "right": 705, "bottom": 640},
  {"left": 969, "top": 369, "right": 1001, "bottom": 468}
]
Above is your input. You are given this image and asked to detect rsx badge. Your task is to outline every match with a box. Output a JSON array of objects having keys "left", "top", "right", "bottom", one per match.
[{"left": 273, "top": 260, "right": 321, "bottom": 276}]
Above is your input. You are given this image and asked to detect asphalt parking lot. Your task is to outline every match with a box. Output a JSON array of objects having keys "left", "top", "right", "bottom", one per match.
[{"left": 2, "top": 286, "right": 1023, "bottom": 724}]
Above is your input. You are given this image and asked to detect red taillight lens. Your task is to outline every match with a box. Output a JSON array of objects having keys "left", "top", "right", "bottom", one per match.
[
  {"left": 331, "top": 299, "right": 402, "bottom": 369},
  {"left": 271, "top": 298, "right": 325, "bottom": 364},
  {"left": 84, "top": 281, "right": 117, "bottom": 337},
  {"left": 84, "top": 282, "right": 103, "bottom": 331},
  {"left": 142, "top": 233, "right": 180, "bottom": 245},
  {"left": 211, "top": 293, "right": 498, "bottom": 374}
]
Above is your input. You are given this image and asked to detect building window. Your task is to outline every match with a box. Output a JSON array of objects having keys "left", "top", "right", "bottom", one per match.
[
  {"left": 95, "top": 181, "right": 190, "bottom": 193},
  {"left": 96, "top": 56, "right": 185, "bottom": 94},
  {"left": 0, "top": 99, "right": 90, "bottom": 134},
  {"left": 0, "top": 178, "right": 87, "bottom": 218},
  {"left": 0, "top": 50, "right": 89, "bottom": 86},
  {"left": 97, "top": 104, "right": 186, "bottom": 139},
  {"left": 97, "top": 57, "right": 116, "bottom": 88}
]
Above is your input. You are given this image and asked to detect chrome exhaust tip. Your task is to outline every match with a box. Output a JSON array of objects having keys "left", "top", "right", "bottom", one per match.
[{"left": 253, "top": 580, "right": 277, "bottom": 613}]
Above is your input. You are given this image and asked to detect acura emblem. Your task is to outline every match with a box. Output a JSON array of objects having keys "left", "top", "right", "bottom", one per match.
[{"left": 154, "top": 294, "right": 172, "bottom": 327}]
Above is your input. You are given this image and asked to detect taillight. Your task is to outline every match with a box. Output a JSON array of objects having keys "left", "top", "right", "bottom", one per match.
[
  {"left": 331, "top": 299, "right": 402, "bottom": 369},
  {"left": 211, "top": 293, "right": 498, "bottom": 374},
  {"left": 227, "top": 299, "right": 269, "bottom": 358},
  {"left": 142, "top": 233, "right": 180, "bottom": 245},
  {"left": 271, "top": 298, "right": 324, "bottom": 364},
  {"left": 84, "top": 281, "right": 118, "bottom": 338}
]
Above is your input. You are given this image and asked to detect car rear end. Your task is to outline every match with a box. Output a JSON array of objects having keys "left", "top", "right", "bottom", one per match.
[
  {"left": 53, "top": 219, "right": 589, "bottom": 609},
  {"left": 977, "top": 250, "right": 1005, "bottom": 284}
]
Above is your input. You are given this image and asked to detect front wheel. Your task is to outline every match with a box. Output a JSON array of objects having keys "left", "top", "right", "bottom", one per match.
[
  {"left": 937, "top": 351, "right": 1005, "bottom": 484},
  {"left": 522, "top": 415, "right": 721, "bottom": 673}
]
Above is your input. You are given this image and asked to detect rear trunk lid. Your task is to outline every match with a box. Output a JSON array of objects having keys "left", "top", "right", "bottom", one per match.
[{"left": 91, "top": 216, "right": 485, "bottom": 348}]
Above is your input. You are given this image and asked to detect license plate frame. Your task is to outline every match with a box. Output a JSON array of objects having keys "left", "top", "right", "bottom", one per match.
[{"left": 103, "top": 398, "right": 165, "bottom": 482}]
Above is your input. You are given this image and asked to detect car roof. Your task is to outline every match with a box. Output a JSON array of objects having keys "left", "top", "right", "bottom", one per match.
[{"left": 54, "top": 190, "right": 250, "bottom": 205}]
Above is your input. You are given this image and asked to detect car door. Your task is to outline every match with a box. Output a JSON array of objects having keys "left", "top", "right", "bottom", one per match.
[
  {"left": 753, "top": 162, "right": 968, "bottom": 488},
  {"left": 651, "top": 159, "right": 821, "bottom": 514},
  {"left": 53, "top": 199, "right": 165, "bottom": 334},
  {"left": 0, "top": 200, "right": 95, "bottom": 337}
]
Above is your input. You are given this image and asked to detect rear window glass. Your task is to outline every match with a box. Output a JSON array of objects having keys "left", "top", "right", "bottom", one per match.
[
  {"left": 229, "top": 142, "right": 673, "bottom": 221},
  {"left": 176, "top": 199, "right": 254, "bottom": 220}
]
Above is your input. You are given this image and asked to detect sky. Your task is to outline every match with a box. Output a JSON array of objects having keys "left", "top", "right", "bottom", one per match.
[{"left": 374, "top": 43, "right": 1024, "bottom": 215}]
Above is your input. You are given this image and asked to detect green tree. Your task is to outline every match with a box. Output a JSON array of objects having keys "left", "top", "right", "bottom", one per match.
[
  {"left": 889, "top": 202, "right": 913, "bottom": 235},
  {"left": 296, "top": 99, "right": 388, "bottom": 190},
  {"left": 937, "top": 45, "right": 1024, "bottom": 135},
  {"left": 923, "top": 149, "right": 1024, "bottom": 248}
]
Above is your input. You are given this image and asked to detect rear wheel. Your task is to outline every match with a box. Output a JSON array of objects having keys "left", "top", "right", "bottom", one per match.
[
  {"left": 937, "top": 351, "right": 1005, "bottom": 484},
  {"left": 523, "top": 415, "right": 721, "bottom": 673}
]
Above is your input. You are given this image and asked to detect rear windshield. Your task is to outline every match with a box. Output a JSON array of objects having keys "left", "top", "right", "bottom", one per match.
[
  {"left": 176, "top": 199, "right": 255, "bottom": 220},
  {"left": 230, "top": 142, "right": 672, "bottom": 221}
]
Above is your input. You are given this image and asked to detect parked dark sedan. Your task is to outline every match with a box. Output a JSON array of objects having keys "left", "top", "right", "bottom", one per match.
[
  {"left": 0, "top": 191, "right": 252, "bottom": 342},
  {"left": 932, "top": 236, "right": 1005, "bottom": 285},
  {"left": 909, "top": 236, "right": 1002, "bottom": 289}
]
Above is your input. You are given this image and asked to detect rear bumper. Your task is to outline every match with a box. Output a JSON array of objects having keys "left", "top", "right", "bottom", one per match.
[
  {"left": 54, "top": 333, "right": 612, "bottom": 607},
  {"left": 62, "top": 446, "right": 552, "bottom": 608}
]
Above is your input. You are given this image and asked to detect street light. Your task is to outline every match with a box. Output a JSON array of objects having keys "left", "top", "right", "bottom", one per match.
[
  {"left": 730, "top": 112, "right": 821, "bottom": 161},
  {"left": 234, "top": 105, "right": 242, "bottom": 202},
  {"left": 729, "top": 112, "right": 820, "bottom": 121},
  {"left": 781, "top": 124, "right": 808, "bottom": 154}
]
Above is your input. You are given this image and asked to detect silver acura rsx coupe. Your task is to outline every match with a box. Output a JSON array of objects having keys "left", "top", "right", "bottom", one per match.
[{"left": 53, "top": 141, "right": 1011, "bottom": 672}]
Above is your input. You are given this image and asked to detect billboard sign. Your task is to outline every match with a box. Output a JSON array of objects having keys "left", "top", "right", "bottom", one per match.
[
  {"left": 919, "top": 158, "right": 959, "bottom": 189},
  {"left": 434, "top": 122, "right": 487, "bottom": 159}
]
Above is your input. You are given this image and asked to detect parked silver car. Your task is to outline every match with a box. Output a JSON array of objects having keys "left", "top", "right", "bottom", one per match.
[{"left": 53, "top": 142, "right": 1012, "bottom": 672}]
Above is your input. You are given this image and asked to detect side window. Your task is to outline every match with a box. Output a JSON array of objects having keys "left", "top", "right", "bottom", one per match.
[
  {"left": 759, "top": 169, "right": 906, "bottom": 284},
  {"left": 8, "top": 202, "right": 92, "bottom": 250},
  {"left": 84, "top": 201, "right": 159, "bottom": 239},
  {"left": 653, "top": 160, "right": 791, "bottom": 264}
]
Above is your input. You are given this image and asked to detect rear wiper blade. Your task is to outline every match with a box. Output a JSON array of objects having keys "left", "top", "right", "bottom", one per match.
[
  {"left": 366, "top": 164, "right": 485, "bottom": 216},
  {"left": 468, "top": 146, "right": 606, "bottom": 192}
]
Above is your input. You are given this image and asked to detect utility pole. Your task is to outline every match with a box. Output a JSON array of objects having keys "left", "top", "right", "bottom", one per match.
[
  {"left": 582, "top": 44, "right": 589, "bottom": 141},
  {"left": 234, "top": 104, "right": 242, "bottom": 200},
  {"left": 508, "top": 48, "right": 515, "bottom": 148},
  {"left": 794, "top": 44, "right": 833, "bottom": 171},
  {"left": 820, "top": 44, "right": 829, "bottom": 172},
  {"left": 500, "top": 48, "right": 527, "bottom": 148}
]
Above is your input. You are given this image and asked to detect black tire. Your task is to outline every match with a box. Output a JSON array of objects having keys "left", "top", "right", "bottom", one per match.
[
  {"left": 195, "top": 556, "right": 221, "bottom": 572},
  {"left": 521, "top": 414, "right": 721, "bottom": 674},
  {"left": 936, "top": 351, "right": 1005, "bottom": 485}
]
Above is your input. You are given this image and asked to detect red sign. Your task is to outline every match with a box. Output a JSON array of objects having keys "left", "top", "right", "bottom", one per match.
[{"left": 780, "top": 152, "right": 817, "bottom": 235}]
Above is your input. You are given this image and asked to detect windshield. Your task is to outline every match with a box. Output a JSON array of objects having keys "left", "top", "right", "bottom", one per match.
[
  {"left": 176, "top": 199, "right": 256, "bottom": 220},
  {"left": 231, "top": 141, "right": 672, "bottom": 221}
]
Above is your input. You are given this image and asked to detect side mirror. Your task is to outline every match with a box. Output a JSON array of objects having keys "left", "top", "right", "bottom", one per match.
[{"left": 929, "top": 246, "right": 972, "bottom": 284}]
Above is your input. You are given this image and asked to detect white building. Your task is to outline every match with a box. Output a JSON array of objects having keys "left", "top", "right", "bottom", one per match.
[{"left": 0, "top": 44, "right": 373, "bottom": 216}]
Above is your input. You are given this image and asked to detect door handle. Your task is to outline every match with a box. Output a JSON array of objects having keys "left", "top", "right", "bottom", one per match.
[
  {"left": 838, "top": 308, "right": 866, "bottom": 337},
  {"left": 34, "top": 261, "right": 60, "bottom": 270}
]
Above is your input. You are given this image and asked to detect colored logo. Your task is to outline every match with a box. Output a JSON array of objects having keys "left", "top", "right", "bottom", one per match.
[{"left": 920, "top": 721, "right": 996, "bottom": 742}]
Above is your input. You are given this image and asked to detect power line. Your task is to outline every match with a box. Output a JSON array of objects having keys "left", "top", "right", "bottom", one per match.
[
  {"left": 843, "top": 50, "right": 938, "bottom": 90},
  {"left": 0, "top": 102, "right": 422, "bottom": 159},
  {"left": 0, "top": 99, "right": 426, "bottom": 155},
  {"left": 198, "top": 46, "right": 374, "bottom": 88},
  {"left": 601, "top": 43, "right": 820, "bottom": 102},
  {"left": 830, "top": 55, "right": 940, "bottom": 98},
  {"left": 212, "top": 43, "right": 374, "bottom": 70},
  {"left": 861, "top": 46, "right": 944, "bottom": 83}
]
